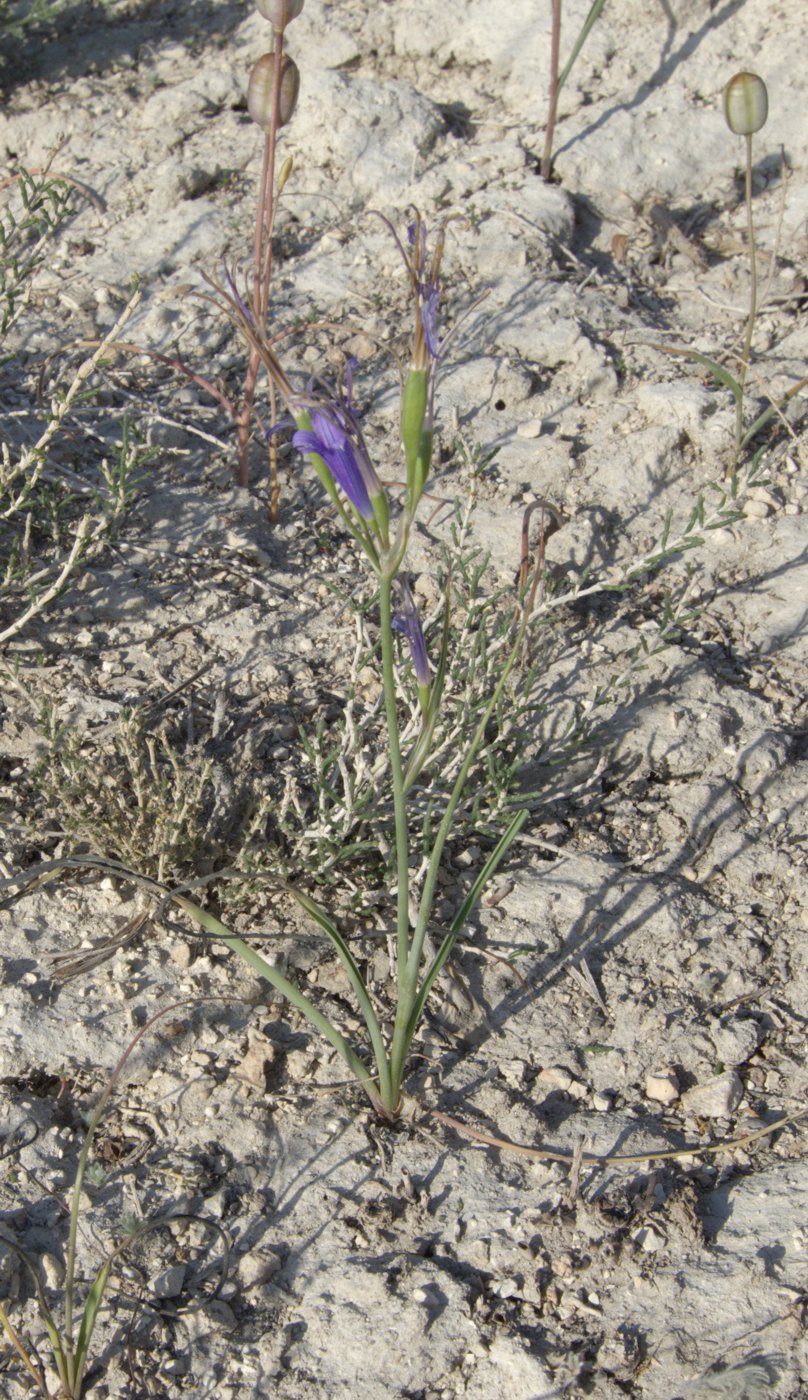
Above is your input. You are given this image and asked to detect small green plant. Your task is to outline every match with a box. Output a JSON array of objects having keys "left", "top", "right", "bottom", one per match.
[
  {"left": 0, "top": 1004, "right": 229, "bottom": 1399},
  {"left": 35, "top": 706, "right": 222, "bottom": 886},
  {"left": 146, "top": 154, "right": 771, "bottom": 1121}
]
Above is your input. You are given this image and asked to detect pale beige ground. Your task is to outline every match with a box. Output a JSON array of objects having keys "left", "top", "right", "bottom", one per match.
[{"left": 1, "top": 0, "right": 807, "bottom": 1396}]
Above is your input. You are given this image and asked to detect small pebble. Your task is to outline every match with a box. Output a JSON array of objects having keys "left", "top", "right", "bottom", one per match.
[
  {"left": 160, "top": 1356, "right": 189, "bottom": 1378},
  {"left": 633, "top": 1224, "right": 665, "bottom": 1253},
  {"left": 517, "top": 417, "right": 543, "bottom": 438},
  {"left": 152, "top": 1264, "right": 186, "bottom": 1299},
  {"left": 709, "top": 1017, "right": 759, "bottom": 1068},
  {"left": 537, "top": 1064, "right": 582, "bottom": 1097},
  {"left": 39, "top": 1251, "right": 65, "bottom": 1289},
  {"left": 681, "top": 1070, "right": 743, "bottom": 1118},
  {"left": 746, "top": 485, "right": 780, "bottom": 509},
  {"left": 201, "top": 1299, "right": 237, "bottom": 1330},
  {"left": 237, "top": 1250, "right": 283, "bottom": 1290},
  {"left": 645, "top": 1069, "right": 679, "bottom": 1105},
  {"left": 742, "top": 498, "right": 770, "bottom": 519}
]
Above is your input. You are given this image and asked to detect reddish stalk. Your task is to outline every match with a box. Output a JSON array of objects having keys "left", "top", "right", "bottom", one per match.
[{"left": 237, "top": 35, "right": 286, "bottom": 506}]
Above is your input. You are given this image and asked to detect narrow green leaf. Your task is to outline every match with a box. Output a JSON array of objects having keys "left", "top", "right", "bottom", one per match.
[
  {"left": 558, "top": 0, "right": 608, "bottom": 92},
  {"left": 404, "top": 809, "right": 527, "bottom": 1044},
  {"left": 74, "top": 1260, "right": 113, "bottom": 1388},
  {"left": 172, "top": 894, "right": 389, "bottom": 1110},
  {"left": 656, "top": 344, "right": 743, "bottom": 403}
]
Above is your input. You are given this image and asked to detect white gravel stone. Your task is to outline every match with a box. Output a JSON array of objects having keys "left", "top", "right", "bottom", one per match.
[
  {"left": 39, "top": 1251, "right": 65, "bottom": 1289},
  {"left": 537, "top": 1065, "right": 589, "bottom": 1099},
  {"left": 708, "top": 1017, "right": 760, "bottom": 1068},
  {"left": 645, "top": 1069, "right": 680, "bottom": 1105},
  {"left": 238, "top": 1250, "right": 283, "bottom": 1290},
  {"left": 517, "top": 417, "right": 544, "bottom": 438},
  {"left": 152, "top": 1264, "right": 187, "bottom": 1299},
  {"left": 681, "top": 1071, "right": 744, "bottom": 1118},
  {"left": 742, "top": 498, "right": 770, "bottom": 519}
]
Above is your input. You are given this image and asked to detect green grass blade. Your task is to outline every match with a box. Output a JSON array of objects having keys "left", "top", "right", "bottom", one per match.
[
  {"left": 656, "top": 344, "right": 743, "bottom": 403},
  {"left": 73, "top": 1260, "right": 112, "bottom": 1394},
  {"left": 741, "top": 370, "right": 808, "bottom": 446},
  {"left": 285, "top": 886, "right": 392, "bottom": 1098},
  {"left": 403, "top": 809, "right": 527, "bottom": 1044},
  {"left": 558, "top": 0, "right": 608, "bottom": 92},
  {"left": 171, "top": 895, "right": 388, "bottom": 1111}
]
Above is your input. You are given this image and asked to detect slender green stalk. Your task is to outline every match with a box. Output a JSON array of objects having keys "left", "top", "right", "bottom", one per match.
[
  {"left": 0, "top": 1301, "right": 48, "bottom": 1395},
  {"left": 388, "top": 599, "right": 531, "bottom": 1097},
  {"left": 378, "top": 574, "right": 411, "bottom": 996},
  {"left": 557, "top": 0, "right": 607, "bottom": 92}
]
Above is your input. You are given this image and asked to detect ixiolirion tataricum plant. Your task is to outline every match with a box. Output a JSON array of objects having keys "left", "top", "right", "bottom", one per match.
[{"left": 181, "top": 214, "right": 528, "bottom": 1119}]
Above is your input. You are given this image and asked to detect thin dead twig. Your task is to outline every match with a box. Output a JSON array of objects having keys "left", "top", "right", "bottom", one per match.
[{"left": 431, "top": 1106, "right": 807, "bottom": 1167}]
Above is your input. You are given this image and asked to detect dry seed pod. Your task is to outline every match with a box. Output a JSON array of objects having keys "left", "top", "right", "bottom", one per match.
[
  {"left": 255, "top": 0, "right": 304, "bottom": 27},
  {"left": 247, "top": 52, "right": 300, "bottom": 130},
  {"left": 723, "top": 71, "right": 768, "bottom": 136}
]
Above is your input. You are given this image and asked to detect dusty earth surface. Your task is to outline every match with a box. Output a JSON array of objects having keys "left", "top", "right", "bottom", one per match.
[{"left": 1, "top": 0, "right": 807, "bottom": 1395}]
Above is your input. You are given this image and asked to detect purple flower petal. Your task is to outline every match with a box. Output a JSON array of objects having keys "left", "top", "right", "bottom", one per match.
[
  {"left": 293, "top": 410, "right": 375, "bottom": 519},
  {"left": 392, "top": 582, "right": 430, "bottom": 688}
]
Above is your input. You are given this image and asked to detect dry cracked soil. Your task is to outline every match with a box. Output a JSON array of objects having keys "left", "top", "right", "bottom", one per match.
[{"left": 1, "top": 0, "right": 807, "bottom": 1396}]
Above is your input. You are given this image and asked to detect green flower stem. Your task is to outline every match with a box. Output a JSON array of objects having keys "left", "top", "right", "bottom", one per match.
[
  {"left": 172, "top": 897, "right": 390, "bottom": 1114},
  {"left": 388, "top": 602, "right": 530, "bottom": 1097},
  {"left": 378, "top": 572, "right": 412, "bottom": 1018},
  {"left": 736, "top": 130, "right": 758, "bottom": 451}
]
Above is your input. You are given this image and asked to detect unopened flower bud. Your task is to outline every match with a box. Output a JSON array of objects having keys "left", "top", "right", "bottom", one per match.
[
  {"left": 255, "top": 0, "right": 304, "bottom": 28},
  {"left": 247, "top": 53, "right": 300, "bottom": 131},
  {"left": 723, "top": 72, "right": 768, "bottom": 136}
]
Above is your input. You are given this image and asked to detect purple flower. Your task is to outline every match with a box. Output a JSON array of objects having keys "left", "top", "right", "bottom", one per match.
[
  {"left": 417, "top": 280, "right": 440, "bottom": 362},
  {"left": 292, "top": 370, "right": 383, "bottom": 521},
  {"left": 406, "top": 214, "right": 445, "bottom": 371},
  {"left": 392, "top": 580, "right": 430, "bottom": 688}
]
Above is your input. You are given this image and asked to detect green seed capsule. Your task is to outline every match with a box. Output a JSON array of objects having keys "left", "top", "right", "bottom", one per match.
[
  {"left": 255, "top": 0, "right": 304, "bottom": 27},
  {"left": 723, "top": 71, "right": 768, "bottom": 136},
  {"left": 247, "top": 53, "right": 300, "bottom": 131}
]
